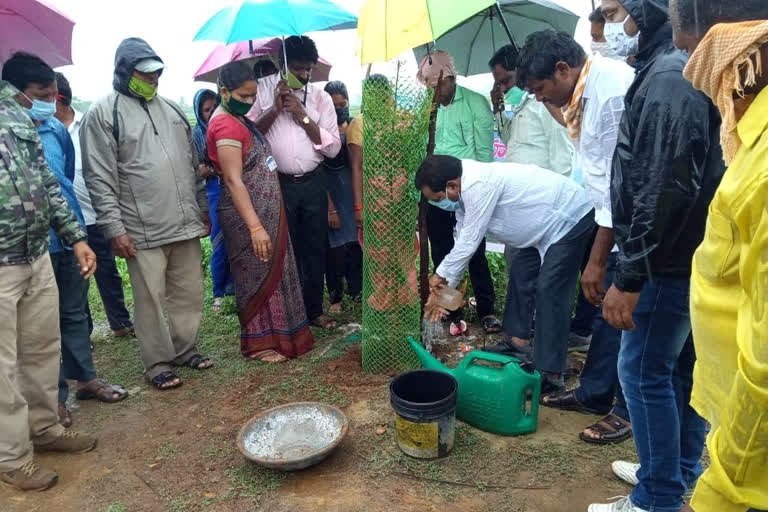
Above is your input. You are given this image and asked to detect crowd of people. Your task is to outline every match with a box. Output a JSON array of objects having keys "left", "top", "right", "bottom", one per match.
[{"left": 0, "top": 0, "right": 765, "bottom": 509}]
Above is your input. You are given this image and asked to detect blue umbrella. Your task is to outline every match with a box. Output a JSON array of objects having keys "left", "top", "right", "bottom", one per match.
[{"left": 193, "top": 0, "right": 357, "bottom": 44}]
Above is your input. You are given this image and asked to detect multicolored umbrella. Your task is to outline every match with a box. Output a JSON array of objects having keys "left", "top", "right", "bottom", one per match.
[
  {"left": 356, "top": 0, "right": 496, "bottom": 64},
  {"left": 194, "top": 38, "right": 333, "bottom": 83},
  {"left": 0, "top": 0, "right": 75, "bottom": 67}
]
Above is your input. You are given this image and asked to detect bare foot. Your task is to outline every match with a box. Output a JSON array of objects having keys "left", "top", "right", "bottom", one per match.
[
  {"left": 329, "top": 303, "right": 342, "bottom": 314},
  {"left": 311, "top": 314, "right": 337, "bottom": 329},
  {"left": 249, "top": 350, "right": 288, "bottom": 363}
]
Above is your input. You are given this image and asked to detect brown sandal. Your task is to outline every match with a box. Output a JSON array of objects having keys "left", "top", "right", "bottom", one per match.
[
  {"left": 75, "top": 378, "right": 128, "bottom": 403},
  {"left": 249, "top": 350, "right": 288, "bottom": 364},
  {"left": 579, "top": 413, "right": 633, "bottom": 445},
  {"left": 58, "top": 403, "right": 72, "bottom": 428}
]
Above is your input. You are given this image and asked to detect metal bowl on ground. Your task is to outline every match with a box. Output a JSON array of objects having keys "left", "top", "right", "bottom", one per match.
[{"left": 236, "top": 402, "right": 349, "bottom": 471}]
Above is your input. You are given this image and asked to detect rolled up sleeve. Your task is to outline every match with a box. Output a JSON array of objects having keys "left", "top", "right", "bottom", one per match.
[{"left": 314, "top": 91, "right": 341, "bottom": 158}]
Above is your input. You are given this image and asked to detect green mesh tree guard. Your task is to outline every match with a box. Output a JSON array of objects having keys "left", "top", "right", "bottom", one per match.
[{"left": 361, "top": 70, "right": 433, "bottom": 374}]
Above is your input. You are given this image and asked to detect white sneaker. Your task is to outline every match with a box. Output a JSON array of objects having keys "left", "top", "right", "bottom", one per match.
[
  {"left": 611, "top": 460, "right": 695, "bottom": 501},
  {"left": 588, "top": 496, "right": 647, "bottom": 512},
  {"left": 612, "top": 460, "right": 640, "bottom": 486}
]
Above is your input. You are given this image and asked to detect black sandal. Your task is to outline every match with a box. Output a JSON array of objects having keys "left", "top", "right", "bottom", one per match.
[
  {"left": 183, "top": 354, "right": 213, "bottom": 370},
  {"left": 579, "top": 413, "right": 633, "bottom": 445},
  {"left": 482, "top": 316, "right": 502, "bottom": 334},
  {"left": 150, "top": 371, "right": 183, "bottom": 391}
]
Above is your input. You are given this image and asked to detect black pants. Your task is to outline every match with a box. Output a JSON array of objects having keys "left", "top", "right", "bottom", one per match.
[
  {"left": 86, "top": 224, "right": 132, "bottom": 333},
  {"left": 326, "top": 241, "right": 362, "bottom": 304},
  {"left": 427, "top": 204, "right": 495, "bottom": 318},
  {"left": 280, "top": 171, "right": 328, "bottom": 320}
]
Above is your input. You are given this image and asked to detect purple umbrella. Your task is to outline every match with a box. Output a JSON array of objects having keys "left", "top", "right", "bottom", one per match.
[
  {"left": 194, "top": 38, "right": 332, "bottom": 84},
  {"left": 0, "top": 0, "right": 75, "bottom": 67}
]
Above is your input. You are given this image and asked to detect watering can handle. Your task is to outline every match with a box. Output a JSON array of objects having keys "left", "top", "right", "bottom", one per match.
[{"left": 464, "top": 350, "right": 520, "bottom": 367}]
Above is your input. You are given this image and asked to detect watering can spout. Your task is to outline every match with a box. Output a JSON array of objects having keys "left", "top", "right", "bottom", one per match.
[{"left": 408, "top": 337, "right": 450, "bottom": 373}]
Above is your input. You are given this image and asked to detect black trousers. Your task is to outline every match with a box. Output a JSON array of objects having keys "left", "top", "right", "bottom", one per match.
[
  {"left": 326, "top": 241, "right": 363, "bottom": 304},
  {"left": 280, "top": 171, "right": 328, "bottom": 320},
  {"left": 426, "top": 204, "right": 495, "bottom": 318}
]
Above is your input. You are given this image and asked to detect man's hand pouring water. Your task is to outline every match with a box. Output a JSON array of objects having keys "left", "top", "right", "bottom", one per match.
[{"left": 424, "top": 274, "right": 450, "bottom": 323}]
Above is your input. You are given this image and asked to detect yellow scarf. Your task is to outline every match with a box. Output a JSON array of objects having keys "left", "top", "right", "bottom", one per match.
[
  {"left": 684, "top": 21, "right": 768, "bottom": 164},
  {"left": 562, "top": 57, "right": 592, "bottom": 141}
]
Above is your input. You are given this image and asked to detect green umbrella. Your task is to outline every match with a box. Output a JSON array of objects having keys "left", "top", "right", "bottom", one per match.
[{"left": 413, "top": 0, "right": 579, "bottom": 76}]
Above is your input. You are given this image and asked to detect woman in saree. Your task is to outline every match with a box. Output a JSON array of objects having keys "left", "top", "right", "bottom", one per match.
[{"left": 206, "top": 61, "right": 314, "bottom": 363}]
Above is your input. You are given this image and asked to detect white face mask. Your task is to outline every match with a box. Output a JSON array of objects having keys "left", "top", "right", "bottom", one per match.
[
  {"left": 591, "top": 41, "right": 620, "bottom": 60},
  {"left": 605, "top": 15, "right": 640, "bottom": 58}
]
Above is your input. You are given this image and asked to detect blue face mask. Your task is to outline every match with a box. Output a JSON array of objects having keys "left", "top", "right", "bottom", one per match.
[
  {"left": 428, "top": 191, "right": 462, "bottom": 212},
  {"left": 23, "top": 93, "right": 56, "bottom": 122}
]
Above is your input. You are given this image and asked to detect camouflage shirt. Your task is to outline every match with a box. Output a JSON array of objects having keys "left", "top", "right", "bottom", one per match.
[{"left": 0, "top": 80, "right": 86, "bottom": 266}]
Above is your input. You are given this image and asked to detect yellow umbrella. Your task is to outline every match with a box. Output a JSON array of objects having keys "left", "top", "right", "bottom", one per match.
[{"left": 356, "top": 0, "right": 496, "bottom": 63}]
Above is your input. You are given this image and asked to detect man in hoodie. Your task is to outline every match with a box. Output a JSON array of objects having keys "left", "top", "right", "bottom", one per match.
[
  {"left": 81, "top": 38, "right": 213, "bottom": 391},
  {"left": 588, "top": 1, "right": 726, "bottom": 511},
  {"left": 54, "top": 71, "right": 135, "bottom": 339},
  {"left": 671, "top": 1, "right": 768, "bottom": 511},
  {"left": 0, "top": 72, "right": 97, "bottom": 491}
]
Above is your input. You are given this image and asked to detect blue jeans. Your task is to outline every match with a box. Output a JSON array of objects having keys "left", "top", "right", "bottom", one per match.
[
  {"left": 86, "top": 224, "right": 132, "bottom": 332},
  {"left": 206, "top": 179, "right": 234, "bottom": 298},
  {"left": 574, "top": 253, "right": 627, "bottom": 420},
  {"left": 619, "top": 278, "right": 707, "bottom": 511},
  {"left": 51, "top": 251, "right": 96, "bottom": 404}
]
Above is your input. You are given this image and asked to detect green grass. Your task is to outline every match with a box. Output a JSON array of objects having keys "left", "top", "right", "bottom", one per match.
[
  {"left": 226, "top": 463, "right": 286, "bottom": 503},
  {"left": 105, "top": 503, "right": 126, "bottom": 512},
  {"left": 157, "top": 440, "right": 182, "bottom": 460}
]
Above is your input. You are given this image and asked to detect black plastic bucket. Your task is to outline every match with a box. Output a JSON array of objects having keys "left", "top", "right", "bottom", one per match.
[{"left": 390, "top": 369, "right": 458, "bottom": 458}]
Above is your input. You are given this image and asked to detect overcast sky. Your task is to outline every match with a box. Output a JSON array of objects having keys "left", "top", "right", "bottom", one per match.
[{"left": 49, "top": 0, "right": 596, "bottom": 106}]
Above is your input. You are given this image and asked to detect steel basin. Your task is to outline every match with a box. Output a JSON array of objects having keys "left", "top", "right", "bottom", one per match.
[{"left": 236, "top": 402, "right": 349, "bottom": 471}]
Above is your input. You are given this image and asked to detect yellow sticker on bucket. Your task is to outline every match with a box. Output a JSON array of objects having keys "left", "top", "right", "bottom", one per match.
[{"left": 395, "top": 415, "right": 438, "bottom": 453}]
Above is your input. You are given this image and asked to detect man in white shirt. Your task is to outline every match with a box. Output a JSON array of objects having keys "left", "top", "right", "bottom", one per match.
[
  {"left": 489, "top": 44, "right": 574, "bottom": 175},
  {"left": 515, "top": 30, "right": 636, "bottom": 443},
  {"left": 418, "top": 155, "right": 595, "bottom": 394},
  {"left": 54, "top": 72, "right": 134, "bottom": 340}
]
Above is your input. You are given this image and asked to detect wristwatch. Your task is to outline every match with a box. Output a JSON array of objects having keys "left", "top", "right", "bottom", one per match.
[{"left": 302, "top": 115, "right": 310, "bottom": 125}]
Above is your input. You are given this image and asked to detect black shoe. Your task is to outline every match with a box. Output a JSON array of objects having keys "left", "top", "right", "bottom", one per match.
[
  {"left": 484, "top": 340, "right": 533, "bottom": 363},
  {"left": 540, "top": 376, "right": 565, "bottom": 397}
]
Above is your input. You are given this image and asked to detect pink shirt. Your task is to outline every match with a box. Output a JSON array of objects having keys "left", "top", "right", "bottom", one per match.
[{"left": 247, "top": 73, "right": 341, "bottom": 175}]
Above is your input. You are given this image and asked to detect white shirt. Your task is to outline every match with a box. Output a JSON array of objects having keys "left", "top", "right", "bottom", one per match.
[
  {"left": 69, "top": 109, "right": 97, "bottom": 226},
  {"left": 437, "top": 160, "right": 594, "bottom": 287},
  {"left": 576, "top": 54, "right": 635, "bottom": 229},
  {"left": 499, "top": 94, "right": 574, "bottom": 176}
]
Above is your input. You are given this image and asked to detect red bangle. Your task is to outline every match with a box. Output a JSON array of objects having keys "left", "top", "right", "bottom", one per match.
[{"left": 353, "top": 205, "right": 363, "bottom": 212}]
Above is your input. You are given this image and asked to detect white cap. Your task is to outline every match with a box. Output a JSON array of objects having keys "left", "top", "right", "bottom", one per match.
[{"left": 134, "top": 58, "right": 164, "bottom": 73}]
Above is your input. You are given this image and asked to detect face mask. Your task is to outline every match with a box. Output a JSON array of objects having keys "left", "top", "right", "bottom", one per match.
[
  {"left": 284, "top": 70, "right": 307, "bottom": 90},
  {"left": 428, "top": 190, "right": 461, "bottom": 212},
  {"left": 605, "top": 15, "right": 640, "bottom": 58},
  {"left": 591, "top": 41, "right": 620, "bottom": 59},
  {"left": 22, "top": 93, "right": 56, "bottom": 122},
  {"left": 222, "top": 93, "right": 254, "bottom": 116},
  {"left": 128, "top": 76, "right": 157, "bottom": 101},
  {"left": 335, "top": 106, "right": 350, "bottom": 125},
  {"left": 504, "top": 87, "right": 526, "bottom": 106}
]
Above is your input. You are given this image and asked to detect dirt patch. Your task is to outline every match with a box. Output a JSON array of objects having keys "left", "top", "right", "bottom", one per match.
[{"left": 1, "top": 333, "right": 638, "bottom": 512}]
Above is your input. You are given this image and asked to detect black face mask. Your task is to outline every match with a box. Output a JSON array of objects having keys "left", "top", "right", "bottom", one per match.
[{"left": 335, "top": 106, "right": 350, "bottom": 125}]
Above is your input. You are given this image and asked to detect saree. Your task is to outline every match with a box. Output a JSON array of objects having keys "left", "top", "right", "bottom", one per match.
[{"left": 215, "top": 117, "right": 314, "bottom": 359}]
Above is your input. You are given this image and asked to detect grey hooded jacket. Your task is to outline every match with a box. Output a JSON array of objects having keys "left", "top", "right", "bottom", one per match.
[{"left": 81, "top": 37, "right": 208, "bottom": 249}]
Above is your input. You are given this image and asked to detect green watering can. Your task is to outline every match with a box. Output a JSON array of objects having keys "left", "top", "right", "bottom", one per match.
[{"left": 408, "top": 337, "right": 541, "bottom": 436}]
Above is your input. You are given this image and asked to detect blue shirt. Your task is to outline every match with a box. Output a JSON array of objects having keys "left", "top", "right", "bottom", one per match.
[{"left": 37, "top": 117, "right": 84, "bottom": 253}]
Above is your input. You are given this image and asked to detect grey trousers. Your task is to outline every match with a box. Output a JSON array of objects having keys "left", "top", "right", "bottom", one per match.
[
  {"left": 503, "top": 211, "right": 595, "bottom": 374},
  {"left": 125, "top": 238, "right": 204, "bottom": 380}
]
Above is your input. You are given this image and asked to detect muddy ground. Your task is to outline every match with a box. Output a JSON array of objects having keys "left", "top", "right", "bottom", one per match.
[{"left": 1, "top": 312, "right": 639, "bottom": 512}]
